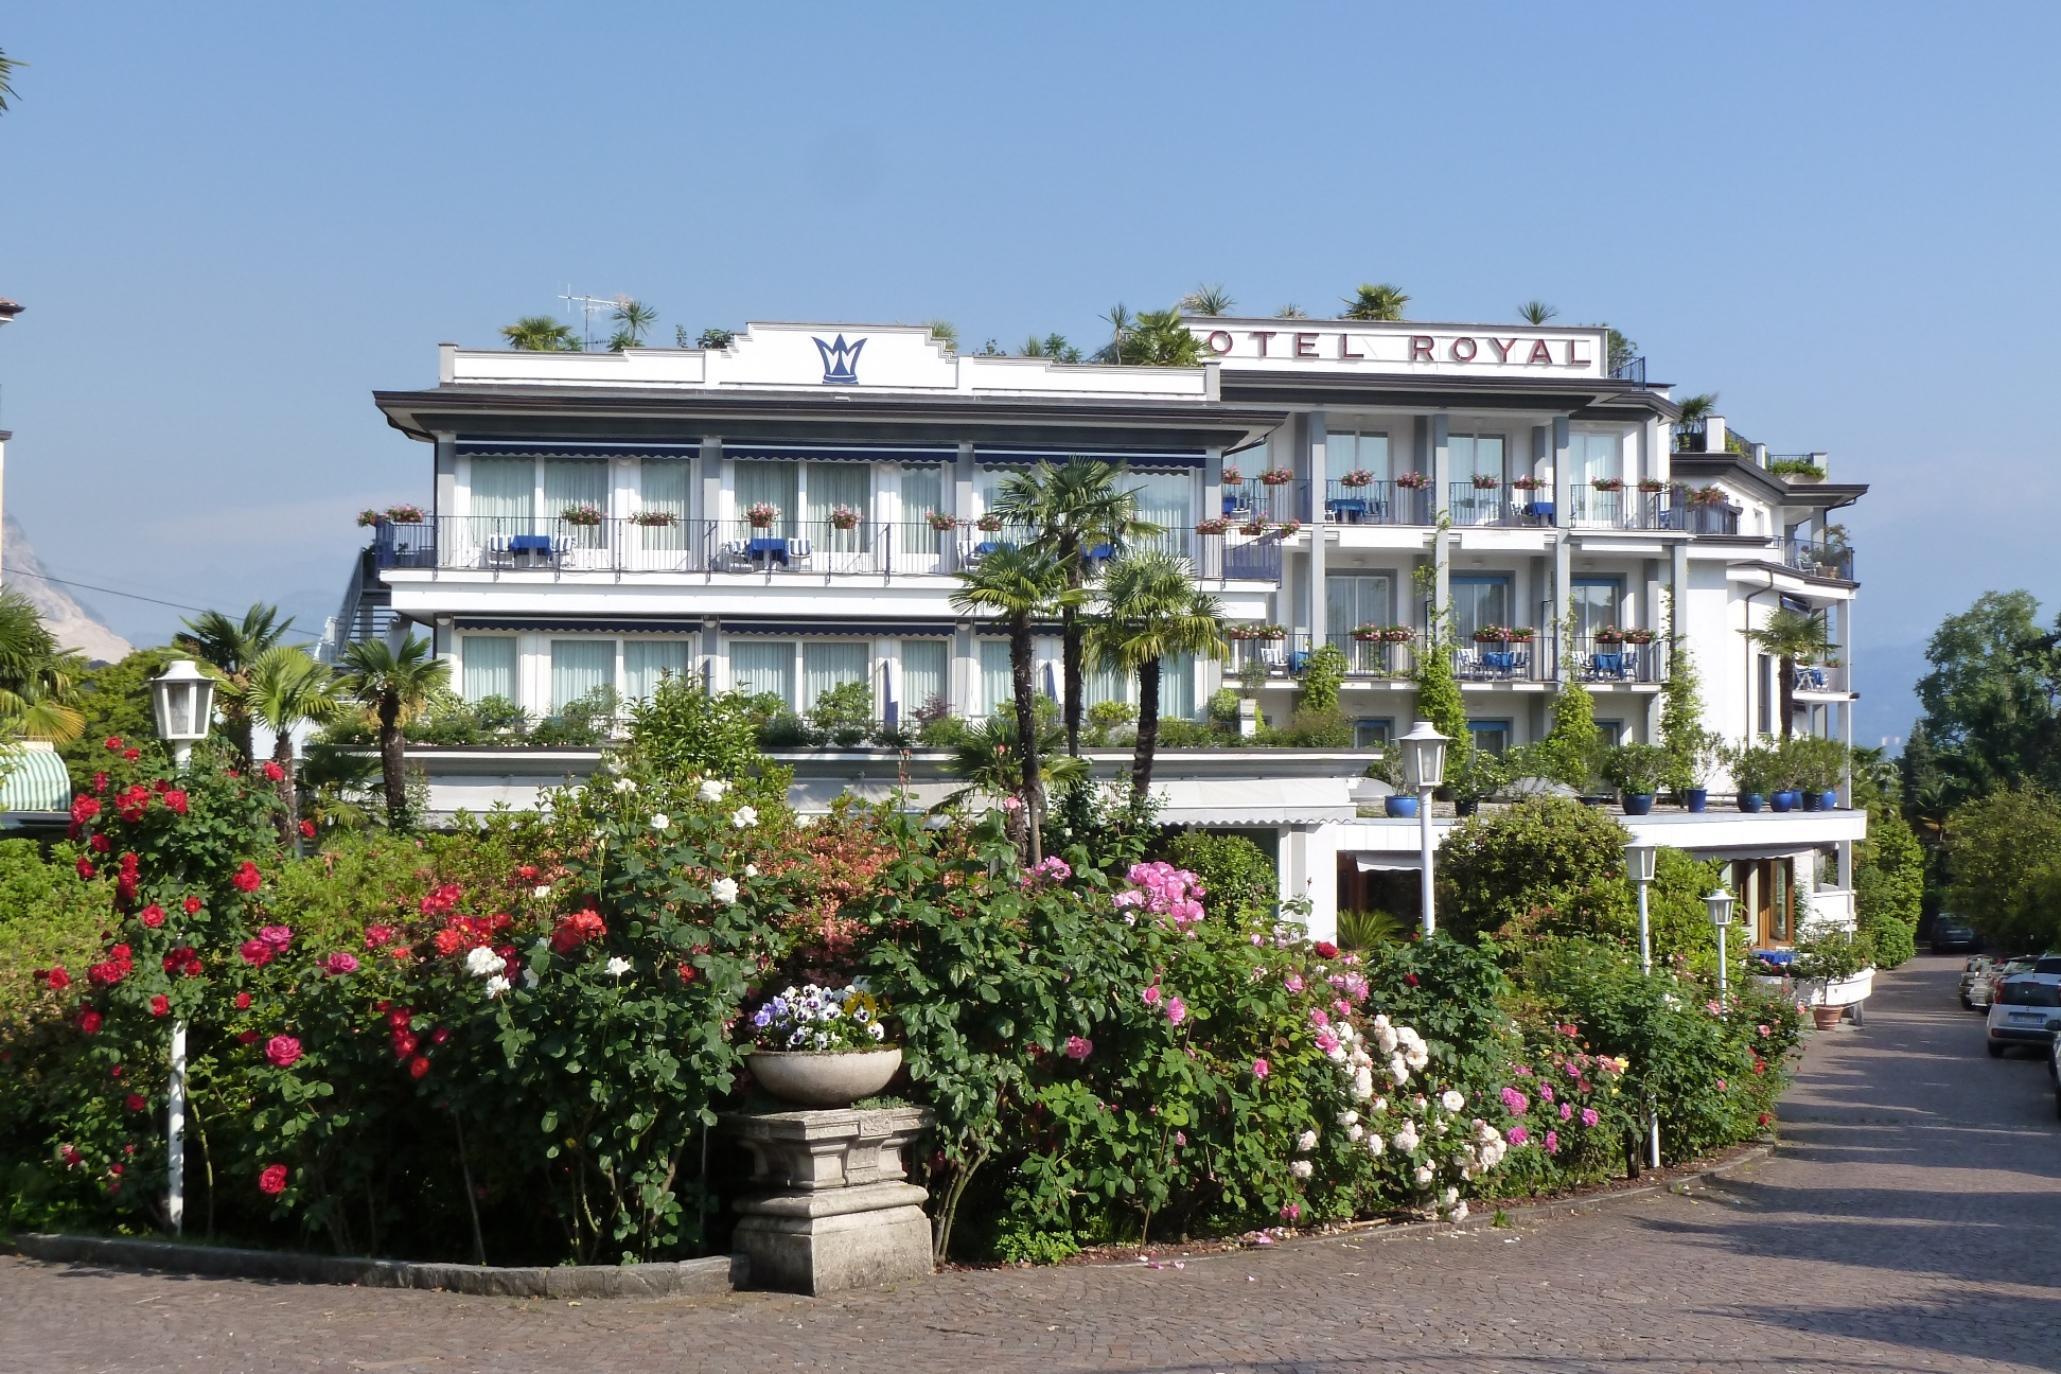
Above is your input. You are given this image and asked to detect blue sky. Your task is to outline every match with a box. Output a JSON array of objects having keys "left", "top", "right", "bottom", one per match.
[{"left": 1, "top": 2, "right": 2055, "bottom": 744}]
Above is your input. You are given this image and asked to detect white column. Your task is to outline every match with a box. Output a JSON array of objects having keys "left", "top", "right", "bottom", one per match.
[{"left": 1303, "top": 823, "right": 1339, "bottom": 943}]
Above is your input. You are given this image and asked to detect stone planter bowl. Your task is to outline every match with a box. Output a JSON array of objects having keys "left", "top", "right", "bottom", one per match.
[{"left": 749, "top": 1047, "right": 903, "bottom": 1108}]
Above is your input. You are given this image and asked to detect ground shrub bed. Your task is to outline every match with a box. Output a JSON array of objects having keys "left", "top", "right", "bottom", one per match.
[{"left": 0, "top": 688, "right": 1803, "bottom": 1268}]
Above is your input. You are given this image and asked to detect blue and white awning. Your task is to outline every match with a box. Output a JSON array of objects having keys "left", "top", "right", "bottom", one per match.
[
  {"left": 973, "top": 446, "right": 1205, "bottom": 470},
  {"left": 721, "top": 442, "right": 955, "bottom": 464}
]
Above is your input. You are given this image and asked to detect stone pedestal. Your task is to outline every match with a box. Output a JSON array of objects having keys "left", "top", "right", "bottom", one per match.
[{"left": 723, "top": 1105, "right": 933, "bottom": 1296}]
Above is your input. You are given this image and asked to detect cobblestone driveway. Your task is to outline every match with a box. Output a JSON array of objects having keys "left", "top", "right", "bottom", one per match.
[{"left": 6, "top": 956, "right": 2058, "bottom": 1373}]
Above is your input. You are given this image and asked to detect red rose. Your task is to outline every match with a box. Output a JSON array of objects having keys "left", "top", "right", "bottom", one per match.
[
  {"left": 43, "top": 966, "right": 70, "bottom": 991},
  {"left": 299, "top": 819, "right": 316, "bottom": 839},
  {"left": 549, "top": 909, "right": 607, "bottom": 955},
  {"left": 61, "top": 1146, "right": 84, "bottom": 1167},
  {"left": 124, "top": 1093, "right": 146, "bottom": 1113},
  {"left": 239, "top": 939, "right": 273, "bottom": 968},
  {"left": 79, "top": 1009, "right": 102, "bottom": 1034},
  {"left": 92, "top": 772, "right": 108, "bottom": 793},
  {"left": 75, "top": 857, "right": 95, "bottom": 880},
  {"left": 429, "top": 1027, "right": 450, "bottom": 1046},
  {"left": 263, "top": 761, "right": 285, "bottom": 783},
  {"left": 1313, "top": 940, "right": 1340, "bottom": 960},
  {"left": 234, "top": 991, "right": 251, "bottom": 1010},
  {"left": 122, "top": 748, "right": 140, "bottom": 761},
  {"left": 386, "top": 1007, "right": 412, "bottom": 1030},
  {"left": 1404, "top": 972, "right": 1420, "bottom": 987},
  {"left": 258, "top": 1163, "right": 289, "bottom": 1196},
  {"left": 72, "top": 795, "right": 102, "bottom": 824},
  {"left": 516, "top": 864, "right": 539, "bottom": 881},
  {"left": 149, "top": 995, "right": 169, "bottom": 1018},
  {"left": 363, "top": 924, "right": 396, "bottom": 949},
  {"left": 264, "top": 1035, "right": 302, "bottom": 1068},
  {"left": 139, "top": 905, "right": 165, "bottom": 928},
  {"left": 408, "top": 1055, "right": 431, "bottom": 1080},
  {"left": 232, "top": 862, "right": 262, "bottom": 894},
  {"left": 104, "top": 736, "right": 123, "bottom": 752},
  {"left": 677, "top": 961, "right": 697, "bottom": 983},
  {"left": 237, "top": 1030, "right": 261, "bottom": 1045},
  {"left": 392, "top": 1031, "right": 419, "bottom": 1057},
  {"left": 182, "top": 895, "right": 202, "bottom": 915},
  {"left": 163, "top": 789, "right": 189, "bottom": 815},
  {"left": 88, "top": 833, "right": 111, "bottom": 854}
]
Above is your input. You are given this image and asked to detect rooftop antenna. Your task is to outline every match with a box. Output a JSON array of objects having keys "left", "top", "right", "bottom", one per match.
[{"left": 559, "top": 286, "right": 621, "bottom": 350}]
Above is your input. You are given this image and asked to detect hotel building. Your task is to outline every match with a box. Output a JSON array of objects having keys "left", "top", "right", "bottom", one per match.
[{"left": 329, "top": 317, "right": 1865, "bottom": 948}]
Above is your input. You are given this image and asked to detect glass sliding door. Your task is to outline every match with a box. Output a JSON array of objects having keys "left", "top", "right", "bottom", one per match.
[
  {"left": 803, "top": 462, "right": 870, "bottom": 566},
  {"left": 468, "top": 456, "right": 535, "bottom": 561},
  {"left": 978, "top": 641, "right": 1014, "bottom": 717},
  {"left": 623, "top": 639, "right": 692, "bottom": 703},
  {"left": 1129, "top": 472, "right": 1193, "bottom": 558},
  {"left": 460, "top": 635, "right": 517, "bottom": 706},
  {"left": 900, "top": 465, "right": 946, "bottom": 568},
  {"left": 801, "top": 641, "right": 870, "bottom": 713},
  {"left": 1449, "top": 576, "right": 1511, "bottom": 641},
  {"left": 730, "top": 640, "right": 796, "bottom": 709},
  {"left": 549, "top": 639, "right": 615, "bottom": 715},
  {"left": 544, "top": 460, "right": 610, "bottom": 552},
  {"left": 733, "top": 461, "right": 799, "bottom": 537},
  {"left": 898, "top": 639, "right": 948, "bottom": 716},
  {"left": 1158, "top": 653, "right": 1195, "bottom": 720},
  {"left": 1325, "top": 573, "right": 1395, "bottom": 638},
  {"left": 1449, "top": 435, "right": 1506, "bottom": 525},
  {"left": 1570, "top": 577, "right": 1622, "bottom": 638},
  {"left": 636, "top": 459, "right": 692, "bottom": 566}
]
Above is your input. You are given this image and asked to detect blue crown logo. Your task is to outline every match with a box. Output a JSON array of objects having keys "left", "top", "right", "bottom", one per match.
[{"left": 813, "top": 333, "right": 866, "bottom": 385}]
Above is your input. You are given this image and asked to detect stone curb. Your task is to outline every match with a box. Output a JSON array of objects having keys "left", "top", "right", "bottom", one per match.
[{"left": 1, "top": 1232, "right": 745, "bottom": 1299}]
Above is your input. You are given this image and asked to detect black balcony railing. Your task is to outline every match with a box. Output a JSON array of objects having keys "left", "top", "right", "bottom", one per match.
[
  {"left": 1609, "top": 355, "right": 1647, "bottom": 385},
  {"left": 1325, "top": 632, "right": 1417, "bottom": 677},
  {"left": 1567, "top": 483, "right": 1687, "bottom": 531},
  {"left": 1567, "top": 635, "right": 1668, "bottom": 684},
  {"left": 1671, "top": 418, "right": 1709, "bottom": 452},
  {"left": 1447, "top": 483, "right": 1554, "bottom": 528},
  {"left": 1680, "top": 500, "right": 1740, "bottom": 535},
  {"left": 1322, "top": 479, "right": 1432, "bottom": 526},
  {"left": 1781, "top": 538, "right": 1854, "bottom": 581},
  {"left": 1220, "top": 477, "right": 1311, "bottom": 525},
  {"left": 1452, "top": 634, "right": 1556, "bottom": 684}
]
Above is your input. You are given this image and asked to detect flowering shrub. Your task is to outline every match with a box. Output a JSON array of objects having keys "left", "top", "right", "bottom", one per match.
[{"left": 750, "top": 984, "right": 890, "bottom": 1051}]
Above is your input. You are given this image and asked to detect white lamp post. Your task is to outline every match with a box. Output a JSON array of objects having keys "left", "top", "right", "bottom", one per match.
[
  {"left": 1398, "top": 720, "right": 1449, "bottom": 937},
  {"left": 149, "top": 660, "right": 215, "bottom": 1235},
  {"left": 149, "top": 660, "right": 217, "bottom": 770},
  {"left": 1624, "top": 839, "right": 1660, "bottom": 1169},
  {"left": 1706, "top": 889, "right": 1737, "bottom": 997}
]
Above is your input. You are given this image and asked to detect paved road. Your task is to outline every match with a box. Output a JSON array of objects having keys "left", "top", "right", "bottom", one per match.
[{"left": 6, "top": 955, "right": 2058, "bottom": 1373}]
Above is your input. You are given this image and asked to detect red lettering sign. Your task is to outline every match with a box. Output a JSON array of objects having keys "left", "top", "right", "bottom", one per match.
[
  {"left": 1205, "top": 330, "right": 1233, "bottom": 355},
  {"left": 1527, "top": 340, "right": 1553, "bottom": 365},
  {"left": 1409, "top": 336, "right": 1434, "bottom": 362},
  {"left": 1338, "top": 334, "right": 1364, "bottom": 360},
  {"left": 1293, "top": 332, "right": 1318, "bottom": 359},
  {"left": 1488, "top": 337, "right": 1517, "bottom": 362},
  {"left": 1249, "top": 330, "right": 1277, "bottom": 357},
  {"left": 1566, "top": 341, "right": 1591, "bottom": 368},
  {"left": 1450, "top": 337, "right": 1478, "bottom": 362}
]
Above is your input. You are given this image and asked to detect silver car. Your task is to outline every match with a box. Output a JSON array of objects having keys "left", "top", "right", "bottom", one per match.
[
  {"left": 1960, "top": 956, "right": 1995, "bottom": 1009},
  {"left": 1985, "top": 974, "right": 2061, "bottom": 1057}
]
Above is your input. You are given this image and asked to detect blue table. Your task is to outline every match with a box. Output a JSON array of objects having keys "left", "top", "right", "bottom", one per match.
[
  {"left": 1328, "top": 497, "right": 1370, "bottom": 521},
  {"left": 1591, "top": 651, "right": 1626, "bottom": 677},
  {"left": 745, "top": 536, "right": 790, "bottom": 567},
  {"left": 1523, "top": 501, "right": 1556, "bottom": 521},
  {"left": 974, "top": 539, "right": 1017, "bottom": 557},
  {"left": 1480, "top": 650, "right": 1516, "bottom": 674},
  {"left": 508, "top": 533, "right": 554, "bottom": 567}
]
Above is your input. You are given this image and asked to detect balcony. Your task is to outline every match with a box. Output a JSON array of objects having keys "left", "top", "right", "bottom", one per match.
[
  {"left": 1321, "top": 479, "right": 1432, "bottom": 526},
  {"left": 1780, "top": 537, "right": 1854, "bottom": 581},
  {"left": 1451, "top": 634, "right": 1555, "bottom": 684},
  {"left": 1447, "top": 483, "right": 1555, "bottom": 529},
  {"left": 372, "top": 517, "right": 1282, "bottom": 583},
  {"left": 1566, "top": 634, "right": 1668, "bottom": 685},
  {"left": 1567, "top": 483, "right": 1683, "bottom": 531},
  {"left": 1220, "top": 476, "right": 1312, "bottom": 526},
  {"left": 1792, "top": 661, "right": 1851, "bottom": 696},
  {"left": 1228, "top": 631, "right": 1417, "bottom": 679}
]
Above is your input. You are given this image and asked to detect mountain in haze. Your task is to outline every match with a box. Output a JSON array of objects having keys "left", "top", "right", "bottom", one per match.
[{"left": 3, "top": 513, "right": 135, "bottom": 664}]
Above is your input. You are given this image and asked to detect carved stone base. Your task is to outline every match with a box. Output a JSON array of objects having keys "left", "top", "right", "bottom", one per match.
[{"left": 722, "top": 1106, "right": 933, "bottom": 1296}]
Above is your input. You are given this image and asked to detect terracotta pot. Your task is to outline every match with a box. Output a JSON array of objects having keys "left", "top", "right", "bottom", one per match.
[
  {"left": 749, "top": 1047, "right": 902, "bottom": 1108},
  {"left": 1810, "top": 1005, "right": 1844, "bottom": 1030}
]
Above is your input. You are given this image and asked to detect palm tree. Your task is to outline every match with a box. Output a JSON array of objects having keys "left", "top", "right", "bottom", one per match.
[
  {"left": 340, "top": 637, "right": 451, "bottom": 829},
  {"left": 0, "top": 590, "right": 83, "bottom": 743},
  {"left": 179, "top": 604, "right": 295, "bottom": 763},
  {"left": 501, "top": 315, "right": 579, "bottom": 351},
  {"left": 949, "top": 548, "right": 1077, "bottom": 862},
  {"left": 1746, "top": 609, "right": 1834, "bottom": 738},
  {"left": 1676, "top": 392, "right": 1719, "bottom": 424},
  {"left": 1275, "top": 304, "right": 1308, "bottom": 319},
  {"left": 1115, "top": 308, "right": 1206, "bottom": 367},
  {"left": 1090, "top": 552, "right": 1225, "bottom": 807},
  {"left": 1181, "top": 283, "right": 1235, "bottom": 316},
  {"left": 1340, "top": 283, "right": 1410, "bottom": 321},
  {"left": 1095, "top": 302, "right": 1133, "bottom": 363},
  {"left": 0, "top": 48, "right": 23, "bottom": 113},
  {"left": 995, "top": 461, "right": 1161, "bottom": 758},
  {"left": 609, "top": 296, "right": 657, "bottom": 350},
  {"left": 926, "top": 320, "right": 958, "bottom": 353},
  {"left": 233, "top": 647, "right": 344, "bottom": 841},
  {"left": 940, "top": 716, "right": 1088, "bottom": 850},
  {"left": 1518, "top": 300, "right": 1558, "bottom": 324}
]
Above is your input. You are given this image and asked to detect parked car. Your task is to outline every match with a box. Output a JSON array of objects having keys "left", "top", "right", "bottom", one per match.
[
  {"left": 2050, "top": 1033, "right": 2061, "bottom": 1119},
  {"left": 1932, "top": 918, "right": 1982, "bottom": 954},
  {"left": 1970, "top": 957, "right": 2035, "bottom": 1010},
  {"left": 1984, "top": 973, "right": 2061, "bottom": 1057},
  {"left": 1959, "top": 956, "right": 1996, "bottom": 1009}
]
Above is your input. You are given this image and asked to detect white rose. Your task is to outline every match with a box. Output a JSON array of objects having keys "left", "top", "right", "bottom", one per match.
[
  {"left": 1325, "top": 1044, "right": 1347, "bottom": 1063},
  {"left": 613, "top": 778, "right": 638, "bottom": 793},
  {"left": 1364, "top": 1132, "right": 1385, "bottom": 1156},
  {"left": 1441, "top": 1090, "right": 1465, "bottom": 1113},
  {"left": 1346, "top": 1123, "right": 1365, "bottom": 1143},
  {"left": 1371, "top": 1097, "right": 1387, "bottom": 1113},
  {"left": 1296, "top": 1129, "right": 1318, "bottom": 1153},
  {"left": 464, "top": 946, "right": 502, "bottom": 979},
  {"left": 1289, "top": 1159, "right": 1314, "bottom": 1180},
  {"left": 745, "top": 863, "right": 759, "bottom": 878},
  {"left": 650, "top": 813, "right": 671, "bottom": 831},
  {"left": 698, "top": 779, "right": 728, "bottom": 803},
  {"left": 731, "top": 806, "right": 758, "bottom": 829},
  {"left": 1352, "top": 1067, "right": 1375, "bottom": 1100},
  {"left": 1413, "top": 1164, "right": 1434, "bottom": 1187},
  {"left": 1389, "top": 1054, "right": 1410, "bottom": 1084},
  {"left": 484, "top": 974, "right": 511, "bottom": 998},
  {"left": 521, "top": 967, "right": 539, "bottom": 989},
  {"left": 1450, "top": 1201, "right": 1469, "bottom": 1222},
  {"left": 1394, "top": 1125, "right": 1420, "bottom": 1153},
  {"left": 1335, "top": 1110, "right": 1359, "bottom": 1128},
  {"left": 604, "top": 957, "right": 632, "bottom": 979},
  {"left": 1374, "top": 1028, "right": 1399, "bottom": 1055},
  {"left": 532, "top": 885, "right": 552, "bottom": 899},
  {"left": 1441, "top": 1186, "right": 1458, "bottom": 1207},
  {"left": 711, "top": 877, "right": 740, "bottom": 904}
]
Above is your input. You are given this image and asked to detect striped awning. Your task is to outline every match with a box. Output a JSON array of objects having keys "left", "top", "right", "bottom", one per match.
[
  {"left": 721, "top": 442, "right": 955, "bottom": 464},
  {"left": 0, "top": 743, "right": 73, "bottom": 813},
  {"left": 457, "top": 441, "right": 702, "bottom": 460},
  {"left": 972, "top": 446, "right": 1205, "bottom": 470},
  {"left": 454, "top": 618, "right": 703, "bottom": 635},
  {"left": 717, "top": 620, "right": 956, "bottom": 638}
]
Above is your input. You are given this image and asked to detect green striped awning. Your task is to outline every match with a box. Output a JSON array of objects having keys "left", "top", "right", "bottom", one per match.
[{"left": 0, "top": 744, "right": 73, "bottom": 813}]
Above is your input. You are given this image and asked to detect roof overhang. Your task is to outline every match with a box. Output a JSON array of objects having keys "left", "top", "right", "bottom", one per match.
[{"left": 1214, "top": 371, "right": 1679, "bottom": 420}]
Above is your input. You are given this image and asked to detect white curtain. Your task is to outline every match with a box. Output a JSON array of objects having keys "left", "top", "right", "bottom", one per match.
[
  {"left": 1572, "top": 432, "right": 1622, "bottom": 487},
  {"left": 623, "top": 640, "right": 691, "bottom": 702},
  {"left": 544, "top": 460, "right": 610, "bottom": 549},
  {"left": 460, "top": 635, "right": 517, "bottom": 705},
  {"left": 900, "top": 465, "right": 945, "bottom": 561},
  {"left": 1086, "top": 658, "right": 1127, "bottom": 707},
  {"left": 899, "top": 639, "right": 948, "bottom": 715},
  {"left": 549, "top": 639, "right": 614, "bottom": 713},
  {"left": 639, "top": 459, "right": 692, "bottom": 555},
  {"left": 1328, "top": 431, "right": 1390, "bottom": 483},
  {"left": 734, "top": 461, "right": 798, "bottom": 536},
  {"left": 802, "top": 641, "right": 870, "bottom": 712},
  {"left": 979, "top": 640, "right": 1014, "bottom": 717},
  {"left": 1159, "top": 653, "right": 1195, "bottom": 720},
  {"left": 804, "top": 463, "right": 868, "bottom": 526},
  {"left": 1325, "top": 573, "right": 1394, "bottom": 638},
  {"left": 1129, "top": 472, "right": 1193, "bottom": 556},
  {"left": 470, "top": 458, "right": 534, "bottom": 542},
  {"left": 730, "top": 640, "right": 795, "bottom": 708}
]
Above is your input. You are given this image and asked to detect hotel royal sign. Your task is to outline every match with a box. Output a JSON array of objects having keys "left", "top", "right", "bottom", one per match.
[{"left": 1184, "top": 320, "right": 1608, "bottom": 378}]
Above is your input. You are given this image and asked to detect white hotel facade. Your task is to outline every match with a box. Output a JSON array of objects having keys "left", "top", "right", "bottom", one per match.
[{"left": 333, "top": 318, "right": 1865, "bottom": 949}]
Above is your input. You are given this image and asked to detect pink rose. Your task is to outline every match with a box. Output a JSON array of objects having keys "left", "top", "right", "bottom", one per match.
[
  {"left": 1252, "top": 1058, "right": 1270, "bottom": 1080},
  {"left": 1165, "top": 995, "right": 1187, "bottom": 1025},
  {"left": 1063, "top": 1035, "right": 1093, "bottom": 1061},
  {"left": 264, "top": 1035, "right": 302, "bottom": 1069},
  {"left": 1141, "top": 986, "right": 1162, "bottom": 1006}
]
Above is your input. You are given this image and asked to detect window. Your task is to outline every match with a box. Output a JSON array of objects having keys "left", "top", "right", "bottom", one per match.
[
  {"left": 1086, "top": 657, "right": 1127, "bottom": 707},
  {"left": 1327, "top": 430, "right": 1390, "bottom": 483},
  {"left": 901, "top": 465, "right": 946, "bottom": 557},
  {"left": 549, "top": 639, "right": 614, "bottom": 714},
  {"left": 1449, "top": 575, "right": 1512, "bottom": 641},
  {"left": 460, "top": 635, "right": 517, "bottom": 705},
  {"left": 638, "top": 459, "right": 692, "bottom": 554},
  {"left": 1466, "top": 719, "right": 1512, "bottom": 755},
  {"left": 544, "top": 460, "right": 610, "bottom": 547},
  {"left": 802, "top": 641, "right": 870, "bottom": 713},
  {"left": 1160, "top": 652, "right": 1195, "bottom": 720},
  {"left": 1569, "top": 431, "right": 1622, "bottom": 488},
  {"left": 1570, "top": 577, "right": 1622, "bottom": 639},
  {"left": 1128, "top": 472, "right": 1193, "bottom": 555},
  {"left": 1325, "top": 572, "right": 1395, "bottom": 639},
  {"left": 1449, "top": 434, "right": 1505, "bottom": 487},
  {"left": 978, "top": 641, "right": 1014, "bottom": 716},
  {"left": 803, "top": 462, "right": 870, "bottom": 542},
  {"left": 1597, "top": 719, "right": 1626, "bottom": 747},
  {"left": 469, "top": 457, "right": 534, "bottom": 532},
  {"left": 731, "top": 640, "right": 796, "bottom": 708},
  {"left": 899, "top": 640, "right": 949, "bottom": 716},
  {"left": 1354, "top": 717, "right": 1394, "bottom": 749},
  {"left": 734, "top": 461, "right": 799, "bottom": 535},
  {"left": 624, "top": 640, "right": 692, "bottom": 703}
]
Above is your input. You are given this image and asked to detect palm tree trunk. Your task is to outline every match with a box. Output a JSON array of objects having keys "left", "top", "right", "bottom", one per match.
[
  {"left": 378, "top": 696, "right": 408, "bottom": 829},
  {"left": 271, "top": 732, "right": 298, "bottom": 847},
  {"left": 1060, "top": 535, "right": 1084, "bottom": 758},
  {"left": 1131, "top": 656, "right": 1161, "bottom": 809},
  {"left": 1009, "top": 615, "right": 1042, "bottom": 864},
  {"left": 1779, "top": 656, "right": 1796, "bottom": 738}
]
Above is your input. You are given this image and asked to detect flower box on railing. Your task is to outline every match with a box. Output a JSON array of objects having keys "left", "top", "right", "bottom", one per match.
[
  {"left": 1637, "top": 478, "right": 1667, "bottom": 494},
  {"left": 1470, "top": 474, "right": 1500, "bottom": 490},
  {"left": 746, "top": 502, "right": 781, "bottom": 529},
  {"left": 1228, "top": 625, "right": 1287, "bottom": 641},
  {"left": 561, "top": 503, "right": 605, "bottom": 527},
  {"left": 1274, "top": 520, "right": 1303, "bottom": 536},
  {"left": 1593, "top": 628, "right": 1626, "bottom": 645},
  {"left": 1395, "top": 471, "right": 1430, "bottom": 490},
  {"left": 1688, "top": 485, "right": 1728, "bottom": 507},
  {"left": 1351, "top": 624, "right": 1416, "bottom": 643},
  {"left": 1510, "top": 476, "right": 1546, "bottom": 492},
  {"left": 1473, "top": 626, "right": 1530, "bottom": 644},
  {"left": 1220, "top": 465, "right": 1245, "bottom": 486},
  {"left": 1195, "top": 516, "right": 1232, "bottom": 536},
  {"left": 974, "top": 513, "right": 1004, "bottom": 533},
  {"left": 359, "top": 503, "right": 425, "bottom": 527},
  {"left": 1339, "top": 470, "right": 1375, "bottom": 488},
  {"left": 828, "top": 504, "right": 863, "bottom": 531},
  {"left": 1620, "top": 629, "right": 1656, "bottom": 645},
  {"left": 1590, "top": 477, "right": 1625, "bottom": 493},
  {"left": 1259, "top": 468, "right": 1295, "bottom": 487},
  {"left": 925, "top": 511, "right": 959, "bottom": 532},
  {"left": 628, "top": 510, "right": 677, "bottom": 527},
  {"left": 1238, "top": 519, "right": 1266, "bottom": 537}
]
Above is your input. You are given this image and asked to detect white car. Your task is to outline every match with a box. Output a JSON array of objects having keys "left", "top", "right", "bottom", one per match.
[{"left": 1985, "top": 973, "right": 2061, "bottom": 1058}]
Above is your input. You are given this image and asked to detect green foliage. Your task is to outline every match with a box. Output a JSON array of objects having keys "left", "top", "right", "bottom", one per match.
[
  {"left": 1112, "top": 307, "right": 1206, "bottom": 366},
  {"left": 1657, "top": 621, "right": 1706, "bottom": 794},
  {"left": 1164, "top": 831, "right": 1276, "bottom": 921},
  {"left": 527, "top": 687, "right": 617, "bottom": 747},
  {"left": 1791, "top": 927, "right": 1874, "bottom": 982},
  {"left": 1444, "top": 747, "right": 1507, "bottom": 805},
  {"left": 1263, "top": 706, "right": 1352, "bottom": 748},
  {"left": 1778, "top": 735, "right": 1846, "bottom": 793},
  {"left": 58, "top": 647, "right": 180, "bottom": 784},
  {"left": 1298, "top": 644, "right": 1348, "bottom": 712},
  {"left": 1336, "top": 908, "right": 1409, "bottom": 951},
  {"left": 1942, "top": 785, "right": 2061, "bottom": 951},
  {"left": 619, "top": 677, "right": 782, "bottom": 801},
  {"left": 1601, "top": 743, "right": 1670, "bottom": 796},
  {"left": 1729, "top": 739, "right": 1782, "bottom": 796},
  {"left": 0, "top": 841, "right": 107, "bottom": 1041},
  {"left": 1411, "top": 617, "right": 1470, "bottom": 777},
  {"left": 807, "top": 680, "right": 874, "bottom": 747},
  {"left": 1855, "top": 808, "right": 1923, "bottom": 968},
  {"left": 1205, "top": 688, "right": 1241, "bottom": 725},
  {"left": 1544, "top": 618, "right": 1600, "bottom": 789},
  {"left": 1909, "top": 591, "right": 2061, "bottom": 813}
]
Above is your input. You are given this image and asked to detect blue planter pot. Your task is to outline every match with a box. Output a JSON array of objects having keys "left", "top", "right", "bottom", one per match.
[
  {"left": 1801, "top": 790, "right": 1823, "bottom": 812},
  {"left": 1818, "top": 789, "right": 1840, "bottom": 810},
  {"left": 1383, "top": 795, "right": 1419, "bottom": 818},
  {"left": 1771, "top": 790, "right": 1800, "bottom": 812},
  {"left": 1686, "top": 788, "right": 1709, "bottom": 813},
  {"left": 1739, "top": 793, "right": 1766, "bottom": 813},
  {"left": 1621, "top": 792, "right": 1655, "bottom": 815}
]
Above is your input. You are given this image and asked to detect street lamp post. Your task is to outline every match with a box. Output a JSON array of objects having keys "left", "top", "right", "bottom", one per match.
[
  {"left": 1398, "top": 720, "right": 1449, "bottom": 938},
  {"left": 1624, "top": 839, "right": 1660, "bottom": 1168},
  {"left": 149, "top": 660, "right": 216, "bottom": 1236},
  {"left": 1706, "top": 889, "right": 1737, "bottom": 997}
]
